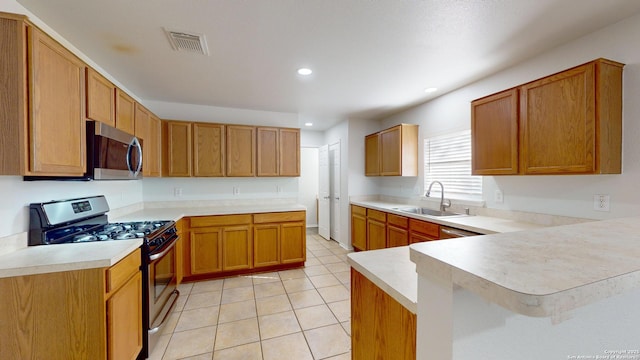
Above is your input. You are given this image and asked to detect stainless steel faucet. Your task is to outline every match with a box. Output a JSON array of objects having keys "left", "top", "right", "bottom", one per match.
[{"left": 425, "top": 181, "right": 451, "bottom": 212}]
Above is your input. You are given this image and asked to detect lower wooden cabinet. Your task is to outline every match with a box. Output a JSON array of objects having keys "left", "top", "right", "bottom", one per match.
[
  {"left": 409, "top": 219, "right": 440, "bottom": 243},
  {"left": 387, "top": 213, "right": 409, "bottom": 247},
  {"left": 352, "top": 269, "right": 416, "bottom": 359},
  {"left": 183, "top": 211, "right": 306, "bottom": 280},
  {"left": 367, "top": 209, "right": 387, "bottom": 250},
  {"left": 0, "top": 249, "right": 142, "bottom": 360},
  {"left": 351, "top": 205, "right": 367, "bottom": 251}
]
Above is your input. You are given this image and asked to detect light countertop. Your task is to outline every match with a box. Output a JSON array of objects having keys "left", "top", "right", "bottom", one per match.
[
  {"left": 0, "top": 239, "right": 142, "bottom": 278},
  {"left": 349, "top": 199, "right": 544, "bottom": 234},
  {"left": 410, "top": 216, "right": 640, "bottom": 317},
  {"left": 347, "top": 246, "right": 417, "bottom": 313}
]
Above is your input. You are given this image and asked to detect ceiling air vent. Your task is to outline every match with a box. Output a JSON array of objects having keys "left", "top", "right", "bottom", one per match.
[{"left": 164, "top": 28, "right": 209, "bottom": 56}]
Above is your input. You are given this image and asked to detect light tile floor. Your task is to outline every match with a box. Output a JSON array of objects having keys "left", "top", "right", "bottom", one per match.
[{"left": 149, "top": 229, "right": 352, "bottom": 360}]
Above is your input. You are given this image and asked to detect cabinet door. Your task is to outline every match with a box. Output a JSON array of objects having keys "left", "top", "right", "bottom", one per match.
[
  {"left": 86, "top": 67, "right": 115, "bottom": 127},
  {"left": 226, "top": 125, "right": 255, "bottom": 177},
  {"left": 379, "top": 126, "right": 401, "bottom": 176},
  {"left": 28, "top": 27, "right": 86, "bottom": 175},
  {"left": 147, "top": 114, "right": 162, "bottom": 177},
  {"left": 107, "top": 271, "right": 142, "bottom": 360},
  {"left": 281, "top": 221, "right": 305, "bottom": 263},
  {"left": 116, "top": 89, "right": 135, "bottom": 135},
  {"left": 279, "top": 128, "right": 300, "bottom": 176},
  {"left": 193, "top": 123, "right": 225, "bottom": 177},
  {"left": 253, "top": 224, "right": 280, "bottom": 267},
  {"left": 190, "top": 228, "right": 223, "bottom": 274},
  {"left": 163, "top": 120, "right": 192, "bottom": 177},
  {"left": 387, "top": 225, "right": 408, "bottom": 248},
  {"left": 222, "top": 225, "right": 252, "bottom": 271},
  {"left": 471, "top": 88, "right": 519, "bottom": 175},
  {"left": 257, "top": 127, "right": 279, "bottom": 176},
  {"left": 351, "top": 206, "right": 367, "bottom": 251},
  {"left": 520, "top": 63, "right": 596, "bottom": 174},
  {"left": 364, "top": 133, "right": 380, "bottom": 176},
  {"left": 409, "top": 232, "right": 437, "bottom": 244},
  {"left": 367, "top": 219, "right": 386, "bottom": 250},
  {"left": 134, "top": 104, "right": 150, "bottom": 176}
]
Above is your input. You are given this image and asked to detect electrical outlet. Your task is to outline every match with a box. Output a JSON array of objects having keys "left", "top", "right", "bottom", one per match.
[
  {"left": 233, "top": 186, "right": 239, "bottom": 195},
  {"left": 494, "top": 189, "right": 504, "bottom": 204},
  {"left": 593, "top": 194, "right": 610, "bottom": 212},
  {"left": 173, "top": 187, "right": 183, "bottom": 197},
  {"left": 277, "top": 185, "right": 282, "bottom": 193}
]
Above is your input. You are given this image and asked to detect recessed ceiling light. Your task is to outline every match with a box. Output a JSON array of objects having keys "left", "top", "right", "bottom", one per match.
[
  {"left": 304, "top": 122, "right": 313, "bottom": 127},
  {"left": 424, "top": 87, "right": 438, "bottom": 93},
  {"left": 297, "top": 68, "right": 313, "bottom": 76}
]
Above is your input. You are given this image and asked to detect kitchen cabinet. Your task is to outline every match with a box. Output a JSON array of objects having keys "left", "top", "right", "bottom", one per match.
[
  {"left": 86, "top": 67, "right": 115, "bottom": 127},
  {"left": 364, "top": 133, "right": 380, "bottom": 176},
  {"left": 351, "top": 269, "right": 416, "bottom": 360},
  {"left": 387, "top": 213, "right": 409, "bottom": 247},
  {"left": 365, "top": 124, "right": 419, "bottom": 176},
  {"left": 193, "top": 123, "right": 225, "bottom": 177},
  {"left": 471, "top": 89, "right": 519, "bottom": 175},
  {"left": 367, "top": 209, "right": 387, "bottom": 250},
  {"left": 471, "top": 58, "right": 623, "bottom": 175},
  {"left": 409, "top": 218, "right": 439, "bottom": 243},
  {"left": 186, "top": 214, "right": 253, "bottom": 277},
  {"left": 351, "top": 205, "right": 367, "bottom": 251},
  {"left": 134, "top": 104, "right": 161, "bottom": 177},
  {"left": 0, "top": 248, "right": 142, "bottom": 360},
  {"left": 256, "top": 127, "right": 301, "bottom": 177},
  {"left": 226, "top": 125, "right": 256, "bottom": 177},
  {"left": 162, "top": 120, "right": 192, "bottom": 177},
  {"left": 0, "top": 14, "right": 87, "bottom": 176},
  {"left": 253, "top": 211, "right": 306, "bottom": 267},
  {"left": 175, "top": 218, "right": 187, "bottom": 284},
  {"left": 116, "top": 89, "right": 136, "bottom": 135}
]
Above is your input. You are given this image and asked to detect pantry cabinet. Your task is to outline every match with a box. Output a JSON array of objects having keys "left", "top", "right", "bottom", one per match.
[
  {"left": 471, "top": 58, "right": 623, "bottom": 175},
  {"left": 86, "top": 67, "right": 115, "bottom": 127},
  {"left": 0, "top": 249, "right": 142, "bottom": 360},
  {"left": 365, "top": 124, "right": 419, "bottom": 177}
]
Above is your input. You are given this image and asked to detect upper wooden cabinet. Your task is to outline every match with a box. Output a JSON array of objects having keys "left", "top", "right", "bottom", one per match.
[
  {"left": 193, "top": 123, "right": 225, "bottom": 177},
  {"left": 134, "top": 104, "right": 161, "bottom": 177},
  {"left": 365, "top": 124, "right": 419, "bottom": 176},
  {"left": 226, "top": 125, "right": 256, "bottom": 177},
  {"left": 162, "top": 120, "right": 192, "bottom": 177},
  {"left": 471, "top": 58, "right": 623, "bottom": 175},
  {"left": 86, "top": 67, "right": 115, "bottom": 127},
  {"left": 257, "top": 127, "right": 300, "bottom": 177},
  {"left": 116, "top": 89, "right": 136, "bottom": 135}
]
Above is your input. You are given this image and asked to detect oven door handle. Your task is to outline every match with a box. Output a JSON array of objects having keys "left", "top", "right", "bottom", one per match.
[
  {"left": 148, "top": 234, "right": 178, "bottom": 261},
  {"left": 149, "top": 289, "right": 180, "bottom": 335}
]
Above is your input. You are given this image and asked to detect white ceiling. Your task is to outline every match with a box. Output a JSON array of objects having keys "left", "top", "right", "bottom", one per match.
[{"left": 16, "top": 0, "right": 640, "bottom": 130}]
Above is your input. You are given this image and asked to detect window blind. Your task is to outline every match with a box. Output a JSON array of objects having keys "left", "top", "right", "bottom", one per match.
[{"left": 424, "top": 130, "right": 482, "bottom": 200}]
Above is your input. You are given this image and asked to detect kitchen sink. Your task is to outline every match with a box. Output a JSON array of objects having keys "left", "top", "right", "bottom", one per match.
[{"left": 397, "top": 207, "right": 467, "bottom": 217}]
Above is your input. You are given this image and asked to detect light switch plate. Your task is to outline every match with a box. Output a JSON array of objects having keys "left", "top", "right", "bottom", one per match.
[{"left": 494, "top": 189, "right": 504, "bottom": 204}]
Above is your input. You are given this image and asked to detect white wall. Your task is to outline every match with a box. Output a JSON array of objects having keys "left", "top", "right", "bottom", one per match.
[
  {"left": 0, "top": 176, "right": 143, "bottom": 238},
  {"left": 299, "top": 148, "right": 319, "bottom": 227},
  {"left": 379, "top": 12, "right": 640, "bottom": 220}
]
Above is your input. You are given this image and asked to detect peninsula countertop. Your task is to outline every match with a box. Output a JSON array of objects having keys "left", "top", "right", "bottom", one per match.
[{"left": 410, "top": 216, "right": 640, "bottom": 317}]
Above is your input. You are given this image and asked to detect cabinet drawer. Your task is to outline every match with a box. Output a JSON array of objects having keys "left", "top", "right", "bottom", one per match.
[
  {"left": 367, "top": 209, "right": 386, "bottom": 222},
  {"left": 387, "top": 213, "right": 408, "bottom": 229},
  {"left": 106, "top": 248, "right": 141, "bottom": 294},
  {"left": 351, "top": 205, "right": 366, "bottom": 217},
  {"left": 190, "top": 214, "right": 252, "bottom": 227},
  {"left": 409, "top": 219, "right": 439, "bottom": 238},
  {"left": 254, "top": 211, "right": 305, "bottom": 224}
]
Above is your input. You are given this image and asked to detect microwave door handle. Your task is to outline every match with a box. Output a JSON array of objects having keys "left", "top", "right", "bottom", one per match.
[{"left": 127, "top": 137, "right": 143, "bottom": 177}]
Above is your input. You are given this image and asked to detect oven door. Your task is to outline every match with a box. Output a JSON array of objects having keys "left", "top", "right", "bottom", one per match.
[{"left": 147, "top": 236, "right": 180, "bottom": 354}]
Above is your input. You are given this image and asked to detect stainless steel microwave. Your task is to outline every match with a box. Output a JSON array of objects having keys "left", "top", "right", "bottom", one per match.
[{"left": 25, "top": 121, "right": 142, "bottom": 181}]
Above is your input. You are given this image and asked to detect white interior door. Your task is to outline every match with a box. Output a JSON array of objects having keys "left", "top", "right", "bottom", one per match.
[
  {"left": 329, "top": 142, "right": 341, "bottom": 242},
  {"left": 318, "top": 145, "right": 330, "bottom": 240}
]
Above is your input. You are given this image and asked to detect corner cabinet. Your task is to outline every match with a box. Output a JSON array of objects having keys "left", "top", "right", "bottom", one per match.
[
  {"left": 0, "top": 249, "right": 142, "bottom": 360},
  {"left": 365, "top": 124, "right": 419, "bottom": 176},
  {"left": 471, "top": 58, "right": 623, "bottom": 175},
  {"left": 0, "top": 14, "right": 87, "bottom": 176}
]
